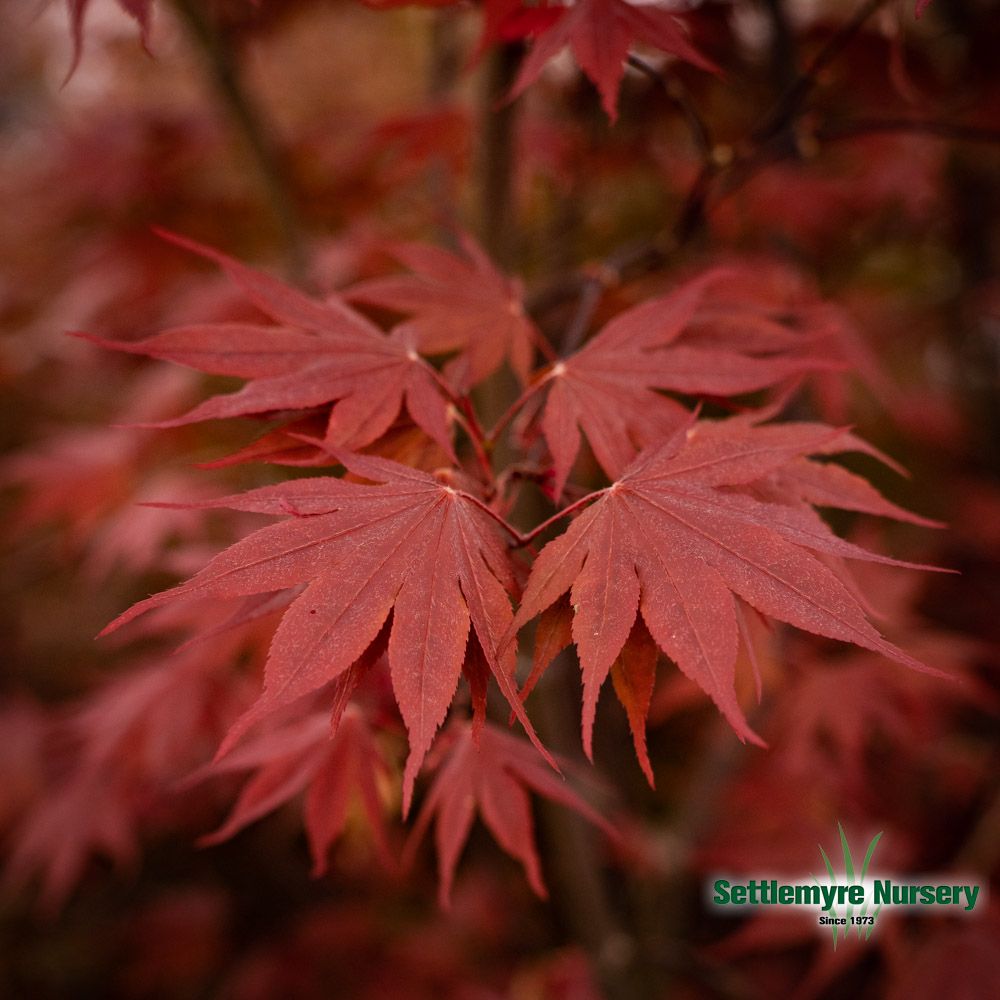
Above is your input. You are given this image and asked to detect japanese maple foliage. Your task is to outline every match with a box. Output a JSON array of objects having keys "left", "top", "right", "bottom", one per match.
[
  {"left": 4, "top": 1, "right": 999, "bottom": 998},
  {"left": 405, "top": 721, "right": 614, "bottom": 907},
  {"left": 81, "top": 228, "right": 939, "bottom": 882},
  {"left": 502, "top": 0, "right": 719, "bottom": 120},
  {"left": 346, "top": 234, "right": 541, "bottom": 388}
]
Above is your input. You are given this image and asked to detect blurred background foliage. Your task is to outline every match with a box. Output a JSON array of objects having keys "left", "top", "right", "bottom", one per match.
[{"left": 1, "top": 0, "right": 999, "bottom": 997}]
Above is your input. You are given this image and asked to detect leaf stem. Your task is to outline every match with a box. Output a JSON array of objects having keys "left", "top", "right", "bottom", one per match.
[
  {"left": 516, "top": 489, "right": 607, "bottom": 547},
  {"left": 486, "top": 379, "right": 548, "bottom": 446},
  {"left": 457, "top": 491, "right": 523, "bottom": 544},
  {"left": 419, "top": 360, "right": 496, "bottom": 486},
  {"left": 463, "top": 486, "right": 606, "bottom": 548},
  {"left": 454, "top": 399, "right": 496, "bottom": 488}
]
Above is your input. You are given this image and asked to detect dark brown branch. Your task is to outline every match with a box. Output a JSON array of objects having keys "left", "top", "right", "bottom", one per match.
[
  {"left": 627, "top": 54, "right": 714, "bottom": 161},
  {"left": 759, "top": 0, "right": 798, "bottom": 93},
  {"left": 752, "top": 0, "right": 890, "bottom": 143},
  {"left": 477, "top": 42, "right": 522, "bottom": 265},
  {"left": 625, "top": 53, "right": 722, "bottom": 243},
  {"left": 170, "top": 0, "right": 308, "bottom": 281},
  {"left": 530, "top": 654, "right": 653, "bottom": 1000},
  {"left": 426, "top": 11, "right": 462, "bottom": 243},
  {"left": 525, "top": 0, "right": 906, "bottom": 321},
  {"left": 673, "top": 162, "right": 718, "bottom": 245}
]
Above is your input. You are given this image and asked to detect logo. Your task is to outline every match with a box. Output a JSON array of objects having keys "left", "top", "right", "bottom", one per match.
[{"left": 708, "top": 822, "right": 984, "bottom": 949}]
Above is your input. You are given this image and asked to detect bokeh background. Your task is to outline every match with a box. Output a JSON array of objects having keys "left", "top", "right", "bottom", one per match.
[{"left": 1, "top": 1, "right": 999, "bottom": 997}]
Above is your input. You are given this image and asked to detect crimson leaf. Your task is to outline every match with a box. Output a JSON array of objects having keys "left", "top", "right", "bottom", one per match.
[
  {"left": 508, "top": 416, "right": 938, "bottom": 767},
  {"left": 100, "top": 449, "right": 550, "bottom": 813}
]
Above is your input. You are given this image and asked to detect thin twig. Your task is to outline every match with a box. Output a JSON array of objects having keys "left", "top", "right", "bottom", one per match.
[
  {"left": 524, "top": 0, "right": 903, "bottom": 317},
  {"left": 673, "top": 161, "right": 718, "bottom": 245},
  {"left": 456, "top": 397, "right": 496, "bottom": 487},
  {"left": 561, "top": 275, "right": 606, "bottom": 355},
  {"left": 759, "top": 0, "right": 798, "bottom": 93},
  {"left": 817, "top": 118, "right": 1000, "bottom": 145}
]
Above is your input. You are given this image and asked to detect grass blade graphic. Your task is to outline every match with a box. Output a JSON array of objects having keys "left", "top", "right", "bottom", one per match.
[
  {"left": 817, "top": 823, "right": 883, "bottom": 947},
  {"left": 817, "top": 842, "right": 840, "bottom": 949},
  {"left": 858, "top": 830, "right": 883, "bottom": 939}
]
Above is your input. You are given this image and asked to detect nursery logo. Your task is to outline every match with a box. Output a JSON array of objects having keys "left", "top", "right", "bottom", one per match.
[{"left": 708, "top": 823, "right": 984, "bottom": 949}]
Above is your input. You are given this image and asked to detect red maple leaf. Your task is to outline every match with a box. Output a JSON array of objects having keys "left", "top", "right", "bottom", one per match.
[
  {"left": 505, "top": 0, "right": 719, "bottom": 120},
  {"left": 76, "top": 231, "right": 456, "bottom": 460},
  {"left": 346, "top": 235, "right": 540, "bottom": 389},
  {"left": 478, "top": 0, "right": 564, "bottom": 51},
  {"left": 191, "top": 705, "right": 394, "bottom": 875},
  {"left": 198, "top": 409, "right": 454, "bottom": 475},
  {"left": 4, "top": 771, "right": 139, "bottom": 914},
  {"left": 100, "top": 449, "right": 551, "bottom": 812},
  {"left": 2, "top": 607, "right": 266, "bottom": 910},
  {"left": 404, "top": 721, "right": 613, "bottom": 906},
  {"left": 533, "top": 269, "right": 838, "bottom": 497},
  {"left": 506, "top": 415, "right": 938, "bottom": 769}
]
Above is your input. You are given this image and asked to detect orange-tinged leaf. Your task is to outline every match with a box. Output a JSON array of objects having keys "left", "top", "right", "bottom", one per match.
[
  {"left": 609, "top": 620, "right": 658, "bottom": 786},
  {"left": 518, "top": 597, "right": 574, "bottom": 707},
  {"left": 462, "top": 639, "right": 492, "bottom": 742}
]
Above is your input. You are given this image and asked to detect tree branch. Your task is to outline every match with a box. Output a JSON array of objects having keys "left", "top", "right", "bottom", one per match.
[
  {"left": 817, "top": 118, "right": 1000, "bottom": 145},
  {"left": 477, "top": 42, "right": 522, "bottom": 265},
  {"left": 524, "top": 0, "right": 933, "bottom": 324},
  {"left": 627, "top": 54, "right": 714, "bottom": 162},
  {"left": 170, "top": 0, "right": 308, "bottom": 282},
  {"left": 751, "top": 0, "right": 891, "bottom": 143}
]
